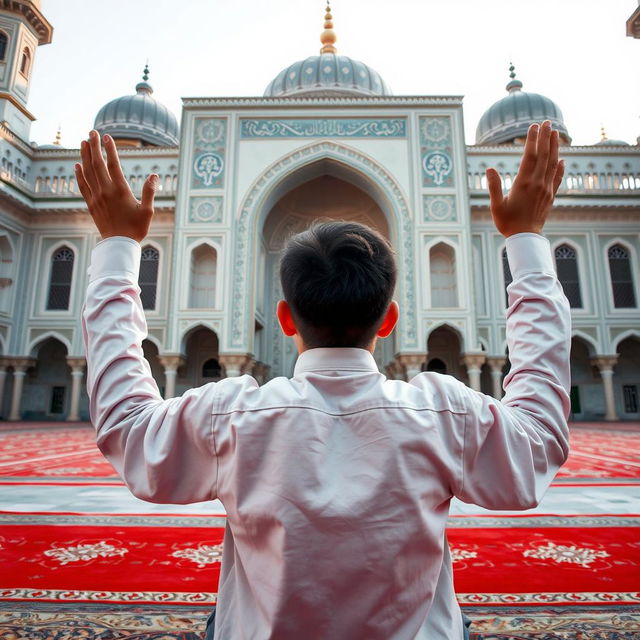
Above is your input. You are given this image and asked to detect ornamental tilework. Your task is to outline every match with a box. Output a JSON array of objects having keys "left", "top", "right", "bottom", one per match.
[
  {"left": 419, "top": 116, "right": 455, "bottom": 188},
  {"left": 423, "top": 195, "right": 457, "bottom": 222},
  {"left": 189, "top": 197, "right": 223, "bottom": 223},
  {"left": 191, "top": 118, "right": 227, "bottom": 189},
  {"left": 240, "top": 118, "right": 406, "bottom": 138}
]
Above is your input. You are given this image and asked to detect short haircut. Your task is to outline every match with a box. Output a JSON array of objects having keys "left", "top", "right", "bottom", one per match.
[{"left": 280, "top": 221, "right": 397, "bottom": 348}]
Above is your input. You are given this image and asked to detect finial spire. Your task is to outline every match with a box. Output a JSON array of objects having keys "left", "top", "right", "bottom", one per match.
[
  {"left": 505, "top": 61, "right": 523, "bottom": 93},
  {"left": 136, "top": 62, "right": 153, "bottom": 95},
  {"left": 54, "top": 125, "right": 61, "bottom": 146},
  {"left": 320, "top": 2, "right": 337, "bottom": 54},
  {"left": 600, "top": 124, "right": 607, "bottom": 141}
]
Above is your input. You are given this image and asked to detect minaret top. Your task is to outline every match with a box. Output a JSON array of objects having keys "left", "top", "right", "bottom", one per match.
[
  {"left": 320, "top": 2, "right": 337, "bottom": 54},
  {"left": 135, "top": 63, "right": 153, "bottom": 95},
  {"left": 505, "top": 62, "right": 523, "bottom": 93},
  {"left": 54, "top": 125, "right": 61, "bottom": 146}
]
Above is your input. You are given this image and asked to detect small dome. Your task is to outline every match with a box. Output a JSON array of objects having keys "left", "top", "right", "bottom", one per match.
[
  {"left": 595, "top": 128, "right": 630, "bottom": 146},
  {"left": 265, "top": 53, "right": 391, "bottom": 98},
  {"left": 476, "top": 65, "right": 570, "bottom": 145},
  {"left": 264, "top": 3, "right": 390, "bottom": 98},
  {"left": 93, "top": 66, "right": 179, "bottom": 147}
]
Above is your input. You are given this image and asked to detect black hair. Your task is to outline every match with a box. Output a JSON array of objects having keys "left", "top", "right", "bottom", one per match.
[{"left": 279, "top": 221, "right": 397, "bottom": 348}]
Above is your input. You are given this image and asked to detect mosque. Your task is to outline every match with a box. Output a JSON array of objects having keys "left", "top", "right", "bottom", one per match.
[{"left": 0, "top": 0, "right": 638, "bottom": 424}]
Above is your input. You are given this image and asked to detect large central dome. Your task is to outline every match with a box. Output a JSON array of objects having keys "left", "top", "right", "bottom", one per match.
[{"left": 264, "top": 4, "right": 391, "bottom": 98}]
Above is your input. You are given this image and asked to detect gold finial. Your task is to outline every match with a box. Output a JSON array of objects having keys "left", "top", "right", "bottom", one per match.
[
  {"left": 320, "top": 2, "right": 337, "bottom": 54},
  {"left": 600, "top": 124, "right": 607, "bottom": 141},
  {"left": 54, "top": 125, "right": 61, "bottom": 146}
]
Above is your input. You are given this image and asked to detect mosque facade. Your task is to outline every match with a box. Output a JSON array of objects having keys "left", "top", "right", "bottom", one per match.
[{"left": 0, "top": 1, "right": 638, "bottom": 423}]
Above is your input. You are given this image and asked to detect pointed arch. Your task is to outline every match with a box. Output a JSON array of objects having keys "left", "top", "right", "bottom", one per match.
[
  {"left": 188, "top": 243, "right": 218, "bottom": 309},
  {"left": 612, "top": 329, "right": 640, "bottom": 353},
  {"left": 553, "top": 241, "right": 583, "bottom": 308},
  {"left": 231, "top": 139, "right": 416, "bottom": 353},
  {"left": 27, "top": 331, "right": 72, "bottom": 358},
  {"left": 605, "top": 241, "right": 637, "bottom": 309},
  {"left": 429, "top": 242, "right": 458, "bottom": 308},
  {"left": 139, "top": 244, "right": 160, "bottom": 310},
  {"left": 46, "top": 245, "right": 75, "bottom": 310}
]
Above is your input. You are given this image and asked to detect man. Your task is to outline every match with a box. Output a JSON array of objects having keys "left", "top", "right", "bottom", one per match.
[{"left": 76, "top": 120, "right": 569, "bottom": 639}]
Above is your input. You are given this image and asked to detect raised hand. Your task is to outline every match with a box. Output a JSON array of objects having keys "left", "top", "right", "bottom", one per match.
[
  {"left": 486, "top": 120, "right": 565, "bottom": 238},
  {"left": 75, "top": 130, "right": 158, "bottom": 242}
]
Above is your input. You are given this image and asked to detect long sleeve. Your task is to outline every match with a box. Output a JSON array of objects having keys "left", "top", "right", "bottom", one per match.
[
  {"left": 455, "top": 232, "right": 571, "bottom": 509},
  {"left": 82, "top": 236, "right": 219, "bottom": 504}
]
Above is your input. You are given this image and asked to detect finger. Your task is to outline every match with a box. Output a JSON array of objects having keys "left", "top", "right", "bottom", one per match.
[
  {"left": 544, "top": 130, "right": 559, "bottom": 185},
  {"left": 74, "top": 162, "right": 93, "bottom": 207},
  {"left": 88, "top": 129, "right": 112, "bottom": 187},
  {"left": 141, "top": 174, "right": 159, "bottom": 212},
  {"left": 533, "top": 120, "right": 552, "bottom": 180},
  {"left": 103, "top": 134, "right": 130, "bottom": 190},
  {"left": 486, "top": 168, "right": 504, "bottom": 209},
  {"left": 80, "top": 139, "right": 99, "bottom": 192},
  {"left": 552, "top": 159, "right": 565, "bottom": 196},
  {"left": 519, "top": 123, "right": 539, "bottom": 174}
]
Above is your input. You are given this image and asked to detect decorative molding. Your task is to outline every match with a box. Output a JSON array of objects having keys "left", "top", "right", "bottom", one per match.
[
  {"left": 183, "top": 96, "right": 464, "bottom": 109},
  {"left": 188, "top": 197, "right": 223, "bottom": 223},
  {"left": 191, "top": 118, "right": 227, "bottom": 189},
  {"left": 240, "top": 118, "right": 406, "bottom": 139},
  {"left": 230, "top": 140, "right": 418, "bottom": 352},
  {"left": 423, "top": 195, "right": 457, "bottom": 222},
  {"left": 419, "top": 116, "right": 455, "bottom": 188}
]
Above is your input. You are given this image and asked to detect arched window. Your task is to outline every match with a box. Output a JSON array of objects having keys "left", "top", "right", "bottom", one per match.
[
  {"left": 202, "top": 358, "right": 221, "bottom": 379},
  {"left": 139, "top": 246, "right": 159, "bottom": 310},
  {"left": 0, "top": 32, "right": 8, "bottom": 61},
  {"left": 502, "top": 248, "right": 512, "bottom": 307},
  {"left": 429, "top": 243, "right": 457, "bottom": 307},
  {"left": 555, "top": 244, "right": 582, "bottom": 308},
  {"left": 608, "top": 244, "right": 637, "bottom": 308},
  {"left": 189, "top": 245, "right": 217, "bottom": 308},
  {"left": 19, "top": 47, "right": 31, "bottom": 77},
  {"left": 46, "top": 247, "right": 74, "bottom": 310}
]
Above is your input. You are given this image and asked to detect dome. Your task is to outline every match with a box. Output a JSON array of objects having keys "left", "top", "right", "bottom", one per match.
[
  {"left": 264, "top": 53, "right": 391, "bottom": 98},
  {"left": 595, "top": 129, "right": 630, "bottom": 146},
  {"left": 264, "top": 4, "right": 390, "bottom": 98},
  {"left": 476, "top": 66, "right": 570, "bottom": 145},
  {"left": 93, "top": 66, "right": 179, "bottom": 147}
]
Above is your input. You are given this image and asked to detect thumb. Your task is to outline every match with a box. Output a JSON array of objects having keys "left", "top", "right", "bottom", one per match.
[
  {"left": 141, "top": 174, "right": 158, "bottom": 211},
  {"left": 486, "top": 168, "right": 504, "bottom": 211}
]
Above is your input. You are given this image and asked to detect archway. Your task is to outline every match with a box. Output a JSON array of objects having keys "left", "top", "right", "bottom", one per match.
[
  {"left": 142, "top": 340, "right": 165, "bottom": 396},
  {"left": 176, "top": 326, "right": 220, "bottom": 394},
  {"left": 258, "top": 167, "right": 394, "bottom": 378},
  {"left": 23, "top": 337, "right": 70, "bottom": 420},
  {"left": 616, "top": 336, "right": 640, "bottom": 418},
  {"left": 426, "top": 326, "right": 464, "bottom": 381},
  {"left": 569, "top": 336, "right": 599, "bottom": 420}
]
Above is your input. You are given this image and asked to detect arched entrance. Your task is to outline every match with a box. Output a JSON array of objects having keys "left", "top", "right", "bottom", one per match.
[
  {"left": 256, "top": 162, "right": 397, "bottom": 378},
  {"left": 425, "top": 325, "right": 464, "bottom": 381},
  {"left": 142, "top": 340, "right": 165, "bottom": 396},
  {"left": 569, "top": 336, "right": 598, "bottom": 420},
  {"left": 616, "top": 336, "right": 640, "bottom": 419},
  {"left": 23, "top": 337, "right": 70, "bottom": 420},
  {"left": 176, "top": 326, "right": 221, "bottom": 395}
]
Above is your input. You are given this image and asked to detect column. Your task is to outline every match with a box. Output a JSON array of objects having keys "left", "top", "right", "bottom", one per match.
[
  {"left": 0, "top": 356, "right": 10, "bottom": 417},
  {"left": 462, "top": 353, "right": 486, "bottom": 392},
  {"left": 158, "top": 355, "right": 185, "bottom": 399},
  {"left": 66, "top": 357, "right": 86, "bottom": 421},
  {"left": 395, "top": 353, "right": 426, "bottom": 381},
  {"left": 219, "top": 354, "right": 254, "bottom": 378},
  {"left": 8, "top": 358, "right": 34, "bottom": 421},
  {"left": 591, "top": 355, "right": 619, "bottom": 421},
  {"left": 487, "top": 356, "right": 507, "bottom": 400}
]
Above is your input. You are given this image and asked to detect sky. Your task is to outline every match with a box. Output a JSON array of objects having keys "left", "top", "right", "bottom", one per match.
[{"left": 27, "top": 0, "right": 640, "bottom": 148}]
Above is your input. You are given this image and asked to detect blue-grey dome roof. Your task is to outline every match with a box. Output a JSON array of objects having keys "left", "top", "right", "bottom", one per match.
[
  {"left": 476, "top": 71, "right": 570, "bottom": 145},
  {"left": 264, "top": 54, "right": 391, "bottom": 98},
  {"left": 94, "top": 68, "right": 179, "bottom": 147},
  {"left": 595, "top": 137, "right": 630, "bottom": 146}
]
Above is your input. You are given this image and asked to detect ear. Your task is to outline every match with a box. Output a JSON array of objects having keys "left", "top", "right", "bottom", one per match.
[
  {"left": 276, "top": 299, "right": 298, "bottom": 337},
  {"left": 377, "top": 301, "right": 399, "bottom": 338}
]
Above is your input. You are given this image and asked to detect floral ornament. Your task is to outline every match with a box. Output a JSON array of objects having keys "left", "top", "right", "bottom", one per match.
[
  {"left": 523, "top": 542, "right": 609, "bottom": 568},
  {"left": 450, "top": 548, "right": 478, "bottom": 563},
  {"left": 171, "top": 544, "right": 224, "bottom": 568},
  {"left": 44, "top": 541, "right": 128, "bottom": 565}
]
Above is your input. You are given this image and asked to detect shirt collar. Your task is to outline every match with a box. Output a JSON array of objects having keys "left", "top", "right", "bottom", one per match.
[{"left": 293, "top": 348, "right": 380, "bottom": 375}]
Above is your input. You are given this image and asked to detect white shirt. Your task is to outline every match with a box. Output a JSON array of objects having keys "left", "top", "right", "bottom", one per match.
[{"left": 83, "top": 233, "right": 571, "bottom": 640}]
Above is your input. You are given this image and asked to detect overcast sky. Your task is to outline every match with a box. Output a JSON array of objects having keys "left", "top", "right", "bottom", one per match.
[{"left": 28, "top": 0, "right": 639, "bottom": 148}]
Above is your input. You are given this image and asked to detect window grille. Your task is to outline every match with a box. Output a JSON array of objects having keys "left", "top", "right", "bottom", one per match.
[
  {"left": 0, "top": 32, "right": 7, "bottom": 61},
  {"left": 608, "top": 245, "right": 637, "bottom": 308},
  {"left": 555, "top": 244, "right": 583, "bottom": 308},
  {"left": 139, "top": 246, "right": 159, "bottom": 310},
  {"left": 502, "top": 248, "right": 512, "bottom": 307},
  {"left": 46, "top": 247, "right": 74, "bottom": 310},
  {"left": 623, "top": 385, "right": 638, "bottom": 413},
  {"left": 50, "top": 386, "right": 65, "bottom": 414}
]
